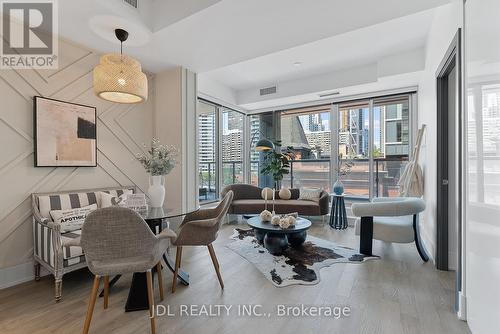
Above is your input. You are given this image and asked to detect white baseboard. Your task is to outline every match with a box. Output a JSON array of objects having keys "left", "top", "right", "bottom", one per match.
[
  {"left": 420, "top": 226, "right": 436, "bottom": 264},
  {"left": 457, "top": 292, "right": 467, "bottom": 321},
  {"left": 0, "top": 261, "right": 50, "bottom": 290}
]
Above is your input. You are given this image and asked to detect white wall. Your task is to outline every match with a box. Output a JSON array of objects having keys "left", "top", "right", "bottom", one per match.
[
  {"left": 198, "top": 74, "right": 239, "bottom": 107},
  {"left": 0, "top": 37, "right": 155, "bottom": 288},
  {"left": 417, "top": 1, "right": 461, "bottom": 262},
  {"left": 154, "top": 67, "right": 198, "bottom": 212}
]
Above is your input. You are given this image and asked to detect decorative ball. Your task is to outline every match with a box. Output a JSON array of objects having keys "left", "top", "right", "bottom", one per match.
[
  {"left": 271, "top": 215, "right": 281, "bottom": 226},
  {"left": 261, "top": 187, "right": 274, "bottom": 200},
  {"left": 288, "top": 216, "right": 296, "bottom": 226},
  {"left": 279, "top": 218, "right": 290, "bottom": 229},
  {"left": 278, "top": 187, "right": 291, "bottom": 200},
  {"left": 260, "top": 210, "right": 272, "bottom": 222}
]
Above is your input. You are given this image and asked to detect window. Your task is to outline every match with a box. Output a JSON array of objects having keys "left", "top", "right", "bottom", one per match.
[
  {"left": 197, "top": 100, "right": 247, "bottom": 203},
  {"left": 197, "top": 101, "right": 217, "bottom": 202},
  {"left": 281, "top": 105, "right": 332, "bottom": 192},
  {"left": 221, "top": 109, "right": 244, "bottom": 187},
  {"left": 338, "top": 100, "right": 370, "bottom": 197}
]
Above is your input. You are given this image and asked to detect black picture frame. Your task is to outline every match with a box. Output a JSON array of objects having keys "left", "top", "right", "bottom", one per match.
[{"left": 34, "top": 96, "right": 97, "bottom": 167}]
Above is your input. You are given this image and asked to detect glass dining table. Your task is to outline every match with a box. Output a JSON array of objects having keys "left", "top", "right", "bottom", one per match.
[{"left": 100, "top": 205, "right": 199, "bottom": 312}]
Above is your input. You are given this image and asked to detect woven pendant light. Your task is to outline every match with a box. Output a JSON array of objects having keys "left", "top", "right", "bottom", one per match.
[{"left": 93, "top": 29, "right": 148, "bottom": 104}]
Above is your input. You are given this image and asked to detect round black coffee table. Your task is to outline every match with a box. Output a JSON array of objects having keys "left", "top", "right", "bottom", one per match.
[{"left": 247, "top": 216, "right": 312, "bottom": 255}]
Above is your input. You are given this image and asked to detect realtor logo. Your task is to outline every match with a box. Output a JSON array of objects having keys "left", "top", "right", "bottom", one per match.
[{"left": 1, "top": 0, "right": 58, "bottom": 69}]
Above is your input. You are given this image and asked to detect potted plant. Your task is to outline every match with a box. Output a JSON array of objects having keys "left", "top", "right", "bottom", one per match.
[
  {"left": 137, "top": 138, "right": 178, "bottom": 207},
  {"left": 261, "top": 142, "right": 295, "bottom": 189},
  {"left": 334, "top": 153, "right": 354, "bottom": 195}
]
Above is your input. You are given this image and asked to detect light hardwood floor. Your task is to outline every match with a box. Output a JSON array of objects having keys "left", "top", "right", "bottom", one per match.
[{"left": 0, "top": 220, "right": 470, "bottom": 334}]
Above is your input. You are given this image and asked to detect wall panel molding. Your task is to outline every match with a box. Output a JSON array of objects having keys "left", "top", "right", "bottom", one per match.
[{"left": 0, "top": 37, "right": 154, "bottom": 276}]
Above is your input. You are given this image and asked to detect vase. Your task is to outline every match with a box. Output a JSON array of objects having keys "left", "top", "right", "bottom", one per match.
[
  {"left": 148, "top": 175, "right": 165, "bottom": 207},
  {"left": 333, "top": 179, "right": 344, "bottom": 195}
]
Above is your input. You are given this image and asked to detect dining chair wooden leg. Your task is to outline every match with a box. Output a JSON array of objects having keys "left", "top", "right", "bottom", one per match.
[
  {"left": 83, "top": 275, "right": 100, "bottom": 334},
  {"left": 207, "top": 244, "right": 224, "bottom": 290},
  {"left": 156, "top": 262, "right": 164, "bottom": 301},
  {"left": 172, "top": 246, "right": 182, "bottom": 293},
  {"left": 146, "top": 270, "right": 156, "bottom": 334},
  {"left": 103, "top": 276, "right": 109, "bottom": 309}
]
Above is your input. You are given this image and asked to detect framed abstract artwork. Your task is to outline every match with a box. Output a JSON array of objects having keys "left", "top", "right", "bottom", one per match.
[{"left": 34, "top": 96, "right": 97, "bottom": 167}]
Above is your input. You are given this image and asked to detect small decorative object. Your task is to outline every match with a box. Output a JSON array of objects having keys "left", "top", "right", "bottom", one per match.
[
  {"left": 260, "top": 209, "right": 272, "bottom": 222},
  {"left": 137, "top": 138, "right": 178, "bottom": 208},
  {"left": 288, "top": 215, "right": 296, "bottom": 226},
  {"left": 334, "top": 154, "right": 354, "bottom": 196},
  {"left": 34, "top": 96, "right": 97, "bottom": 167},
  {"left": 271, "top": 215, "right": 281, "bottom": 226},
  {"left": 125, "top": 193, "right": 148, "bottom": 212},
  {"left": 333, "top": 180, "right": 344, "bottom": 196},
  {"left": 279, "top": 187, "right": 291, "bottom": 200},
  {"left": 279, "top": 218, "right": 290, "bottom": 229},
  {"left": 93, "top": 29, "right": 148, "bottom": 104},
  {"left": 261, "top": 187, "right": 274, "bottom": 202}
]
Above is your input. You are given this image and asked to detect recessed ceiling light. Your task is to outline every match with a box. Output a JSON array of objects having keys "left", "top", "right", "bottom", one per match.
[{"left": 293, "top": 62, "right": 302, "bottom": 67}]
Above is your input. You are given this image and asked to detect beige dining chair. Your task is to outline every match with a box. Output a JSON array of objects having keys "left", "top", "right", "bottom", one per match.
[
  {"left": 80, "top": 207, "right": 175, "bottom": 334},
  {"left": 171, "top": 191, "right": 234, "bottom": 293}
]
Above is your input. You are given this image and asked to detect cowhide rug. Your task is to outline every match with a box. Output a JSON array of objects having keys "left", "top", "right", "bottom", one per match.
[{"left": 226, "top": 228, "right": 378, "bottom": 287}]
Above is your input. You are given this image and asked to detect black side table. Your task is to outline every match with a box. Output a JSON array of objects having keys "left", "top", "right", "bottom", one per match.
[{"left": 329, "top": 194, "right": 348, "bottom": 230}]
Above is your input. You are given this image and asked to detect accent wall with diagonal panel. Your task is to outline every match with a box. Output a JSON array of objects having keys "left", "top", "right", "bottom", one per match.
[{"left": 0, "top": 37, "right": 155, "bottom": 286}]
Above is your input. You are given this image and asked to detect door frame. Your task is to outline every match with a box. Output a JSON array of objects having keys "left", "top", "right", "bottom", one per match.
[{"left": 436, "top": 29, "right": 462, "bottom": 271}]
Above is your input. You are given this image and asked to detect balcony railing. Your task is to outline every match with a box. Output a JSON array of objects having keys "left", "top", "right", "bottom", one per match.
[
  {"left": 199, "top": 160, "right": 244, "bottom": 202},
  {"left": 281, "top": 157, "right": 408, "bottom": 198},
  {"left": 199, "top": 161, "right": 217, "bottom": 202}
]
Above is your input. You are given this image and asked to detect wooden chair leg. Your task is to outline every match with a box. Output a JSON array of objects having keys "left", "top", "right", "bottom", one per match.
[
  {"left": 207, "top": 244, "right": 224, "bottom": 290},
  {"left": 54, "top": 278, "right": 62, "bottom": 303},
  {"left": 172, "top": 246, "right": 182, "bottom": 293},
  {"left": 146, "top": 270, "right": 156, "bottom": 334},
  {"left": 103, "top": 276, "right": 109, "bottom": 309},
  {"left": 83, "top": 275, "right": 100, "bottom": 334},
  {"left": 156, "top": 262, "right": 164, "bottom": 301},
  {"left": 34, "top": 262, "right": 41, "bottom": 281}
]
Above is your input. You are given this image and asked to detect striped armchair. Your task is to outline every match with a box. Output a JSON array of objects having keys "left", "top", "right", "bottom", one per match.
[{"left": 32, "top": 187, "right": 135, "bottom": 302}]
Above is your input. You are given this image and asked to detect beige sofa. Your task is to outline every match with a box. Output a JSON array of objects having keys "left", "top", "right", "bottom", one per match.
[{"left": 221, "top": 184, "right": 329, "bottom": 217}]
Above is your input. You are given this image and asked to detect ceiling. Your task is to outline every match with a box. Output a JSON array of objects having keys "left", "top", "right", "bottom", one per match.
[
  {"left": 57, "top": 0, "right": 450, "bottom": 72},
  {"left": 54, "top": 0, "right": 452, "bottom": 109},
  {"left": 203, "top": 9, "right": 435, "bottom": 91}
]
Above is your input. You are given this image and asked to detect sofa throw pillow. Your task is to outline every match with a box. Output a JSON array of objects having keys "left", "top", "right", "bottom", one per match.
[
  {"left": 99, "top": 190, "right": 132, "bottom": 208},
  {"left": 50, "top": 204, "right": 98, "bottom": 232},
  {"left": 298, "top": 187, "right": 322, "bottom": 202}
]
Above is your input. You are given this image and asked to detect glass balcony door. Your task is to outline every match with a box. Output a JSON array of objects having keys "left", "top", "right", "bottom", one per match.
[
  {"left": 372, "top": 96, "right": 410, "bottom": 198},
  {"left": 221, "top": 108, "right": 245, "bottom": 188},
  {"left": 335, "top": 94, "right": 412, "bottom": 200},
  {"left": 337, "top": 100, "right": 371, "bottom": 198},
  {"left": 197, "top": 101, "right": 218, "bottom": 202}
]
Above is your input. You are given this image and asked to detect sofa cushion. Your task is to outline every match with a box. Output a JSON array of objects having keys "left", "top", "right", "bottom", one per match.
[
  {"left": 50, "top": 204, "right": 98, "bottom": 232},
  {"left": 60, "top": 230, "right": 85, "bottom": 267},
  {"left": 37, "top": 188, "right": 133, "bottom": 219},
  {"left": 231, "top": 199, "right": 321, "bottom": 216},
  {"left": 354, "top": 216, "right": 414, "bottom": 243}
]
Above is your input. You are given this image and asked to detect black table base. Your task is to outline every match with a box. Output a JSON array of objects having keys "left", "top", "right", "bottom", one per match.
[
  {"left": 329, "top": 195, "right": 348, "bottom": 230},
  {"left": 257, "top": 230, "right": 307, "bottom": 255}
]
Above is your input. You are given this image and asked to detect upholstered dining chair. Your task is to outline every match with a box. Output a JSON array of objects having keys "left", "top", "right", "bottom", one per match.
[
  {"left": 80, "top": 207, "right": 175, "bottom": 334},
  {"left": 351, "top": 197, "right": 429, "bottom": 261},
  {"left": 171, "top": 190, "right": 234, "bottom": 293}
]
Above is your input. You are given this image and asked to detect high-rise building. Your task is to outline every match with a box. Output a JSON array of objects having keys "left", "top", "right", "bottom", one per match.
[{"left": 198, "top": 112, "right": 215, "bottom": 172}]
